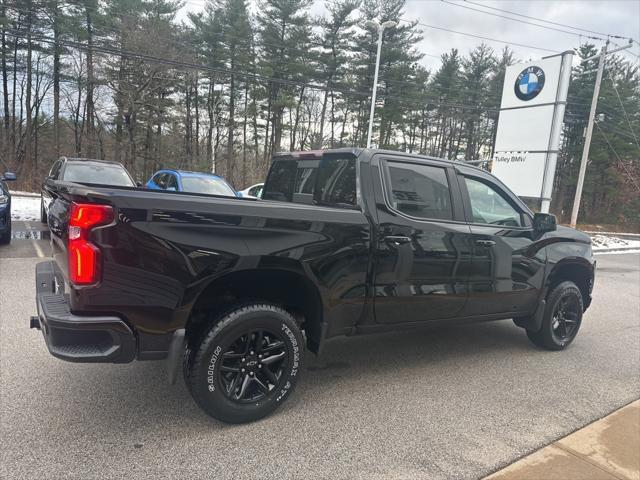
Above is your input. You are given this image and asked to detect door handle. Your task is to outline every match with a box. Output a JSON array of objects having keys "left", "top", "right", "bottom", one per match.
[
  {"left": 384, "top": 235, "right": 412, "bottom": 245},
  {"left": 476, "top": 239, "right": 496, "bottom": 247}
]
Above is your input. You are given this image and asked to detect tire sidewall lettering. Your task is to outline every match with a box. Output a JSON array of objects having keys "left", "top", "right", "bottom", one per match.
[
  {"left": 276, "top": 323, "right": 299, "bottom": 402},
  {"left": 206, "top": 345, "right": 223, "bottom": 392}
]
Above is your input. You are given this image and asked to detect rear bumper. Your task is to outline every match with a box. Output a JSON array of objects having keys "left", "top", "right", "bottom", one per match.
[{"left": 33, "top": 261, "right": 135, "bottom": 363}]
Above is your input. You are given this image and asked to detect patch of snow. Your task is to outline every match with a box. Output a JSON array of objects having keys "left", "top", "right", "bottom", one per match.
[
  {"left": 10, "top": 195, "right": 41, "bottom": 222},
  {"left": 594, "top": 249, "right": 640, "bottom": 255},
  {"left": 8, "top": 190, "right": 40, "bottom": 197},
  {"left": 590, "top": 234, "right": 640, "bottom": 251}
]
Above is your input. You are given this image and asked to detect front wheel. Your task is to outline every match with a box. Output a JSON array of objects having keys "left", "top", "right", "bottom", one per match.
[
  {"left": 526, "top": 281, "right": 584, "bottom": 350},
  {"left": 184, "top": 303, "right": 304, "bottom": 424}
]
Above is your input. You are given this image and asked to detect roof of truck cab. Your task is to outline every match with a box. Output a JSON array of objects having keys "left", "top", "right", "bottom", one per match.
[{"left": 271, "top": 148, "right": 487, "bottom": 174}]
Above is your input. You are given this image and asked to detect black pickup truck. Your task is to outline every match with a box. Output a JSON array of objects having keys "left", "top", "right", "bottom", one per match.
[{"left": 32, "top": 148, "right": 595, "bottom": 423}]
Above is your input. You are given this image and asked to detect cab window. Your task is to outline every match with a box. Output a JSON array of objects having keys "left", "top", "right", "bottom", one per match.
[
  {"left": 384, "top": 161, "right": 453, "bottom": 221},
  {"left": 463, "top": 177, "right": 522, "bottom": 227}
]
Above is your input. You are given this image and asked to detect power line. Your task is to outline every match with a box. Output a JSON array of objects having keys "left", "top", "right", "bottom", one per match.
[
  {"left": 398, "top": 17, "right": 560, "bottom": 54},
  {"left": 441, "top": 0, "right": 605, "bottom": 41},
  {"left": 595, "top": 121, "right": 640, "bottom": 191},
  {"left": 606, "top": 70, "right": 640, "bottom": 150},
  {"left": 463, "top": 0, "right": 631, "bottom": 40}
]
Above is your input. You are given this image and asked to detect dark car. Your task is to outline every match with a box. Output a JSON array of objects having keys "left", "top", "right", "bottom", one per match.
[
  {"left": 40, "top": 157, "right": 136, "bottom": 223},
  {"left": 0, "top": 171, "right": 17, "bottom": 244},
  {"left": 32, "top": 148, "right": 595, "bottom": 424}
]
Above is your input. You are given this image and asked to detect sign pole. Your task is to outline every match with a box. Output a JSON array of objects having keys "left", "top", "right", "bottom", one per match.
[
  {"left": 540, "top": 50, "right": 574, "bottom": 213},
  {"left": 570, "top": 42, "right": 607, "bottom": 227}
]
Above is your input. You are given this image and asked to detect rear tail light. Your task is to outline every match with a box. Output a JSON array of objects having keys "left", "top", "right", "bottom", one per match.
[{"left": 68, "top": 203, "right": 114, "bottom": 285}]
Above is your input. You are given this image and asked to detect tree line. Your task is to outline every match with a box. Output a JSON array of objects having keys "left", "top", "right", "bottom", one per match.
[{"left": 1, "top": 0, "right": 638, "bottom": 226}]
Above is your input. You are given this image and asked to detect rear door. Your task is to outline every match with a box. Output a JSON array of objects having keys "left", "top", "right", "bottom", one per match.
[
  {"left": 456, "top": 167, "right": 545, "bottom": 316},
  {"left": 371, "top": 155, "right": 473, "bottom": 323}
]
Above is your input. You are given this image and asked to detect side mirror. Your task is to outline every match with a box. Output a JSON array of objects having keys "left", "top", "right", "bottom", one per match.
[
  {"left": 2, "top": 172, "right": 17, "bottom": 181},
  {"left": 533, "top": 213, "right": 557, "bottom": 233}
]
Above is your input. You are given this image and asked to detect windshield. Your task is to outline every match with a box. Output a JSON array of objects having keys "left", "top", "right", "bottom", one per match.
[
  {"left": 63, "top": 163, "right": 135, "bottom": 187},
  {"left": 181, "top": 176, "right": 236, "bottom": 196}
]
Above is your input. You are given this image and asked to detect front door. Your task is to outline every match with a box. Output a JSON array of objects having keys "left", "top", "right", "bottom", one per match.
[
  {"left": 456, "top": 168, "right": 546, "bottom": 316},
  {"left": 371, "top": 156, "right": 473, "bottom": 324}
]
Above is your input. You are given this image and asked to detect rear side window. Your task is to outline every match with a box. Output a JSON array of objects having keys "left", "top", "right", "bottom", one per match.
[
  {"left": 263, "top": 155, "right": 357, "bottom": 208},
  {"left": 263, "top": 161, "right": 297, "bottom": 202},
  {"left": 384, "top": 161, "right": 453, "bottom": 221},
  {"left": 314, "top": 157, "right": 357, "bottom": 207}
]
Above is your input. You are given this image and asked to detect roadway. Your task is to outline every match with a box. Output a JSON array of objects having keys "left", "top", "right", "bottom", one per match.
[{"left": 1, "top": 221, "right": 638, "bottom": 479}]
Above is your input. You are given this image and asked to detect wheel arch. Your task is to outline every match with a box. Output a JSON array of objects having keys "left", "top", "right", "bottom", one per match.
[
  {"left": 547, "top": 258, "right": 594, "bottom": 309},
  {"left": 184, "top": 268, "right": 325, "bottom": 353}
]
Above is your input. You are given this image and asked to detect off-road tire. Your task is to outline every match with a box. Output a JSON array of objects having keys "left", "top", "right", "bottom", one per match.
[
  {"left": 184, "top": 303, "right": 304, "bottom": 424},
  {"left": 526, "top": 281, "right": 583, "bottom": 350}
]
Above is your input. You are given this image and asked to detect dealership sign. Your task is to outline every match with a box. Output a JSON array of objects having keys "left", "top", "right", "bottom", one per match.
[{"left": 491, "top": 52, "right": 573, "bottom": 210}]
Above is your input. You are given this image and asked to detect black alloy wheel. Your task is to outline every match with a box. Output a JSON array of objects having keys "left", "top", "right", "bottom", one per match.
[
  {"left": 526, "top": 280, "right": 583, "bottom": 350},
  {"left": 184, "top": 303, "right": 304, "bottom": 424},
  {"left": 550, "top": 293, "right": 580, "bottom": 343},
  {"left": 219, "top": 329, "right": 288, "bottom": 403}
]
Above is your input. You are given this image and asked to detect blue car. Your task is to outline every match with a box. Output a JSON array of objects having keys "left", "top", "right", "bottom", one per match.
[
  {"left": 0, "top": 171, "right": 17, "bottom": 245},
  {"left": 146, "top": 169, "right": 239, "bottom": 197}
]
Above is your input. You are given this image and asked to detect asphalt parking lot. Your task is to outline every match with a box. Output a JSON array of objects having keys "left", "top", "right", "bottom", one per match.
[{"left": 1, "top": 222, "right": 639, "bottom": 480}]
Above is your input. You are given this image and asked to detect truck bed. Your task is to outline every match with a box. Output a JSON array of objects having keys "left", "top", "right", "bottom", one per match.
[{"left": 44, "top": 180, "right": 371, "bottom": 360}]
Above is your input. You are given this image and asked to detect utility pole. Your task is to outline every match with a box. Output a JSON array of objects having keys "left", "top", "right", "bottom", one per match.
[
  {"left": 365, "top": 20, "right": 396, "bottom": 149},
  {"left": 570, "top": 39, "right": 632, "bottom": 227}
]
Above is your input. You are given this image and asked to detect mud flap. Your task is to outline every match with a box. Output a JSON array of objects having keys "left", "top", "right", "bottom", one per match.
[
  {"left": 166, "top": 328, "right": 186, "bottom": 384},
  {"left": 514, "top": 299, "right": 546, "bottom": 332}
]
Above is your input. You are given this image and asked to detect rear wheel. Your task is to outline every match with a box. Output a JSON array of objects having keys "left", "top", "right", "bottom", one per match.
[
  {"left": 184, "top": 303, "right": 304, "bottom": 424},
  {"left": 526, "top": 281, "right": 583, "bottom": 350}
]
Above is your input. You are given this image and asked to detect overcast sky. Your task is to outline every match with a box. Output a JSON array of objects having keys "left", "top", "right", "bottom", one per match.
[{"left": 181, "top": 0, "right": 640, "bottom": 70}]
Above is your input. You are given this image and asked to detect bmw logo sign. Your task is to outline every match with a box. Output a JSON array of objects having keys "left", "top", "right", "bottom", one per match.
[{"left": 514, "top": 66, "right": 545, "bottom": 101}]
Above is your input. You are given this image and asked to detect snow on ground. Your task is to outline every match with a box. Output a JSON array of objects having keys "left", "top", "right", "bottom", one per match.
[
  {"left": 591, "top": 234, "right": 640, "bottom": 251},
  {"left": 8, "top": 190, "right": 40, "bottom": 197},
  {"left": 10, "top": 195, "right": 41, "bottom": 222}
]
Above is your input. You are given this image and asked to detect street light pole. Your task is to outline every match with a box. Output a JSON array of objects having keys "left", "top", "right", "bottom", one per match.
[{"left": 365, "top": 20, "right": 396, "bottom": 149}]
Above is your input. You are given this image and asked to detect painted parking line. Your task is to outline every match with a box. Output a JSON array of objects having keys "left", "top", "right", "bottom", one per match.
[{"left": 25, "top": 223, "right": 45, "bottom": 258}]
